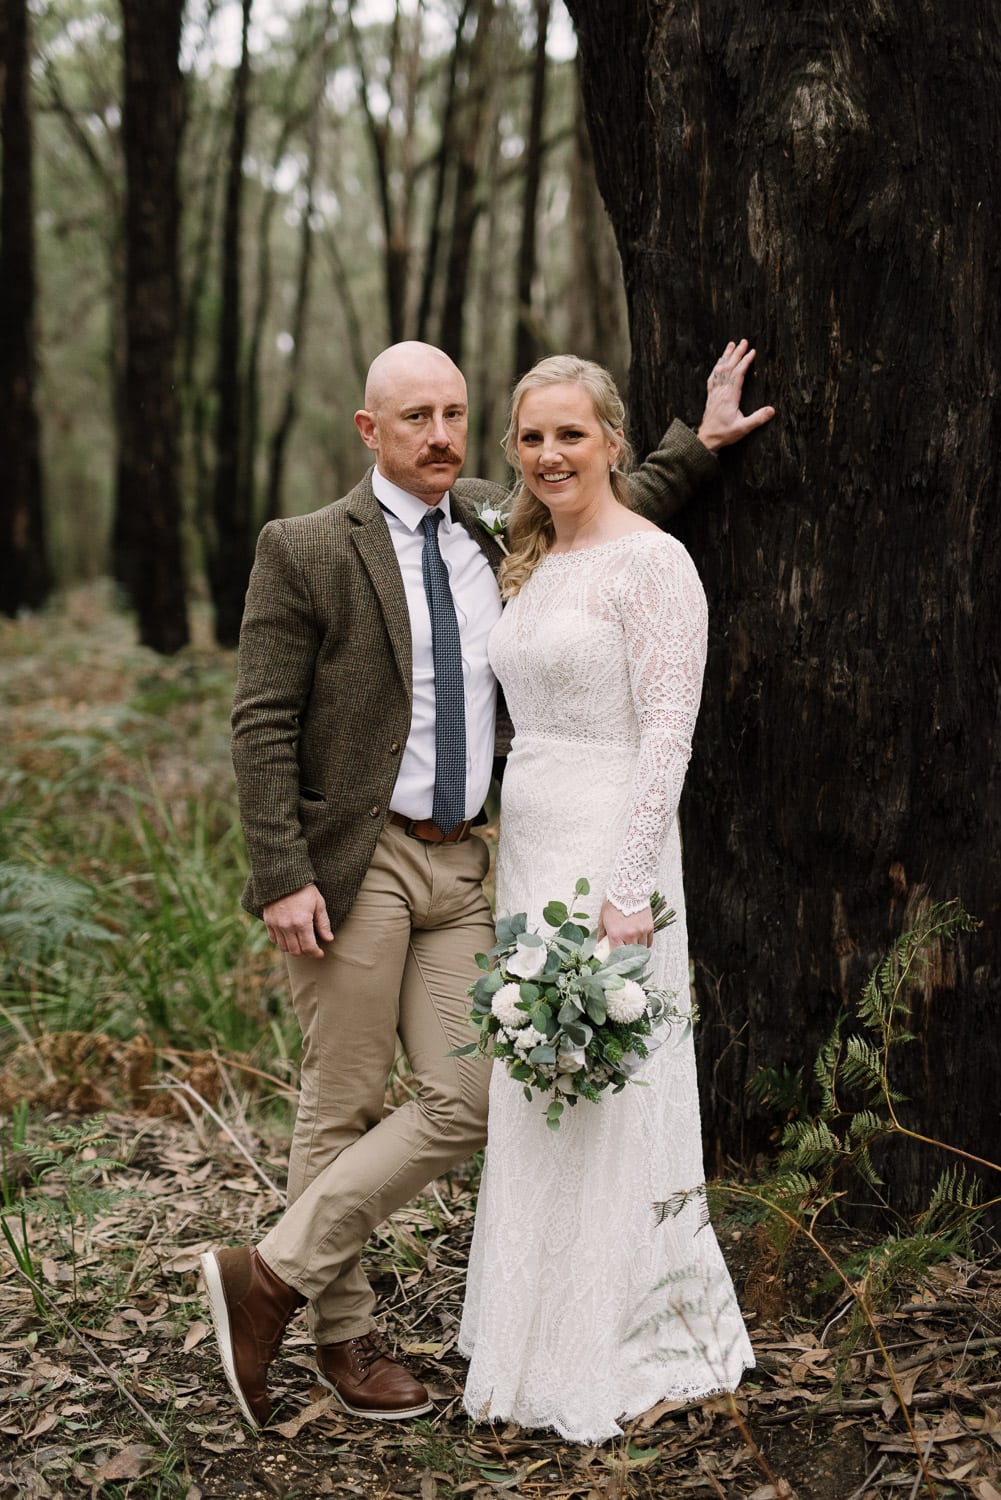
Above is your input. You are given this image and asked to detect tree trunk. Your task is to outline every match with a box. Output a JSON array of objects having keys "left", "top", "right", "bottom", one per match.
[
  {"left": 438, "top": 0, "right": 497, "bottom": 366},
  {"left": 263, "top": 0, "right": 335, "bottom": 524},
  {"left": 565, "top": 0, "right": 1001, "bottom": 1212},
  {"left": 415, "top": 0, "right": 476, "bottom": 343},
  {"left": 565, "top": 79, "right": 629, "bottom": 396},
  {"left": 0, "top": 0, "right": 50, "bottom": 617},
  {"left": 512, "top": 0, "right": 550, "bottom": 379},
  {"left": 118, "top": 0, "right": 189, "bottom": 654},
  {"left": 208, "top": 0, "right": 253, "bottom": 650}
]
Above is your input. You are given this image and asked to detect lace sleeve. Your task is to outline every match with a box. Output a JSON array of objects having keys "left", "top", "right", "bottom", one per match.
[{"left": 604, "top": 539, "right": 708, "bottom": 915}]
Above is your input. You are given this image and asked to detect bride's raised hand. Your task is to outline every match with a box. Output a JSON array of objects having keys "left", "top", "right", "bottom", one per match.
[{"left": 598, "top": 898, "right": 654, "bottom": 950}]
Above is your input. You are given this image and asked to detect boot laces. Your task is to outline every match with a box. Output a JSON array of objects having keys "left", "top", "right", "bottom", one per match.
[{"left": 351, "top": 1331, "right": 389, "bottom": 1374}]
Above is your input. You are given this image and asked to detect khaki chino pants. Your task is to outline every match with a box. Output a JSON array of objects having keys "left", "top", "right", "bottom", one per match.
[{"left": 257, "top": 820, "right": 495, "bottom": 1344}]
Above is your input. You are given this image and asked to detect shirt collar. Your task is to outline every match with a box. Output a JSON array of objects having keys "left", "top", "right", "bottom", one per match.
[{"left": 373, "top": 467, "right": 453, "bottom": 533}]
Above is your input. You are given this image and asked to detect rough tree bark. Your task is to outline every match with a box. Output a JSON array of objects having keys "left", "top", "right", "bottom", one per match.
[
  {"left": 0, "top": 0, "right": 51, "bottom": 617},
  {"left": 564, "top": 0, "right": 1001, "bottom": 1211},
  {"left": 118, "top": 0, "right": 189, "bottom": 654}
]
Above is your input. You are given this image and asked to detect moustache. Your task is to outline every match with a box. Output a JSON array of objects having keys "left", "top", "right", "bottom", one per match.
[{"left": 418, "top": 449, "right": 463, "bottom": 467}]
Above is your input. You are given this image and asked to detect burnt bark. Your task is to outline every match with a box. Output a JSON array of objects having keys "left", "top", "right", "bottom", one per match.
[
  {"left": 0, "top": 0, "right": 50, "bottom": 616},
  {"left": 118, "top": 0, "right": 189, "bottom": 653},
  {"left": 565, "top": 0, "right": 1001, "bottom": 1211}
]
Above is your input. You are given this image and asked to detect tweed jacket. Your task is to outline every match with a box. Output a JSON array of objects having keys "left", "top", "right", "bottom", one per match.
[{"left": 231, "top": 420, "right": 717, "bottom": 930}]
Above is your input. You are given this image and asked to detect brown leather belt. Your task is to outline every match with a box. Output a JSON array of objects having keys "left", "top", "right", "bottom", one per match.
[{"left": 387, "top": 811, "right": 474, "bottom": 844}]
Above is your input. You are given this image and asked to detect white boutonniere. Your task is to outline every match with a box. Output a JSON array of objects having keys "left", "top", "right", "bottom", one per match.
[{"left": 472, "top": 502, "right": 510, "bottom": 555}]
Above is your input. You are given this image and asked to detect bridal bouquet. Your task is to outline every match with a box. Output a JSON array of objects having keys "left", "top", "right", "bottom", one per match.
[{"left": 457, "top": 878, "right": 689, "bottom": 1130}]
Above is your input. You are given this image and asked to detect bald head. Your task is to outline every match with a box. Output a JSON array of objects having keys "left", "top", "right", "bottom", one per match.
[
  {"left": 355, "top": 342, "right": 469, "bottom": 502},
  {"left": 364, "top": 342, "right": 466, "bottom": 414}
]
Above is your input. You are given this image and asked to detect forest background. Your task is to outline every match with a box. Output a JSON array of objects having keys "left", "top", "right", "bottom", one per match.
[{"left": 2, "top": 2, "right": 1001, "bottom": 1496}]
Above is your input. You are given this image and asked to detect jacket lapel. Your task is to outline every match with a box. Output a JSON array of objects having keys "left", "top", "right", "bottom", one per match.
[{"left": 347, "top": 474, "right": 413, "bottom": 701}]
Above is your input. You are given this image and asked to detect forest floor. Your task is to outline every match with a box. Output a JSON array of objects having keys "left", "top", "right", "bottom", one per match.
[
  {"left": 0, "top": 1096, "right": 1000, "bottom": 1500},
  {"left": 2, "top": 590, "right": 1001, "bottom": 1500}
]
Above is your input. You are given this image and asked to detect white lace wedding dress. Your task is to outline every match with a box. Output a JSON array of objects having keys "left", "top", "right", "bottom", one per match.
[{"left": 459, "top": 531, "right": 754, "bottom": 1443}]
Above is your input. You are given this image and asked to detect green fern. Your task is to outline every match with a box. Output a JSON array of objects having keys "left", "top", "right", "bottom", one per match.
[{"left": 0, "top": 860, "right": 119, "bottom": 967}]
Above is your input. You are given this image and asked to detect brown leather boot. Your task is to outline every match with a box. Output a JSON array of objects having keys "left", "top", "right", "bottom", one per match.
[
  {"left": 316, "top": 1331, "right": 433, "bottom": 1419},
  {"left": 200, "top": 1246, "right": 306, "bottom": 1428}
]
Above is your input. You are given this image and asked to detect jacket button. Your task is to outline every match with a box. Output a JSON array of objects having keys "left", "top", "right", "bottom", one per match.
[
  {"left": 389, "top": 741, "right": 400, "bottom": 754},
  {"left": 369, "top": 804, "right": 380, "bottom": 817}
]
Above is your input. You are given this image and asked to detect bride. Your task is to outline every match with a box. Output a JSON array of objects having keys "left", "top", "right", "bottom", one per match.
[{"left": 459, "top": 356, "right": 755, "bottom": 1443}]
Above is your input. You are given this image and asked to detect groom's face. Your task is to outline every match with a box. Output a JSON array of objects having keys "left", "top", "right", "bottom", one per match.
[{"left": 355, "top": 354, "right": 469, "bottom": 502}]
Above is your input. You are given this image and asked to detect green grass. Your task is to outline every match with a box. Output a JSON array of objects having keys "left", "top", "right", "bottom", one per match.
[{"left": 0, "top": 596, "right": 297, "bottom": 1081}]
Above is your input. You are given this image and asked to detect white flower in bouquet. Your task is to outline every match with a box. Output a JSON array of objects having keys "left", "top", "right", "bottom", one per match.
[
  {"left": 557, "top": 1045, "right": 587, "bottom": 1073},
  {"left": 514, "top": 1024, "right": 547, "bottom": 1053},
  {"left": 506, "top": 934, "right": 547, "bottom": 980},
  {"left": 454, "top": 877, "right": 689, "bottom": 1130},
  {"left": 605, "top": 978, "right": 648, "bottom": 1025},
  {"left": 491, "top": 982, "right": 528, "bottom": 1028}
]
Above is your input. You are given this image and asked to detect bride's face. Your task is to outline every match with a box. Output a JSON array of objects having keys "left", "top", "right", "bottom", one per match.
[{"left": 515, "top": 384, "right": 622, "bottom": 515}]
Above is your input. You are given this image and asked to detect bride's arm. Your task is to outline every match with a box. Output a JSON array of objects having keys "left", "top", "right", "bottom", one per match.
[{"left": 604, "top": 541, "right": 708, "bottom": 921}]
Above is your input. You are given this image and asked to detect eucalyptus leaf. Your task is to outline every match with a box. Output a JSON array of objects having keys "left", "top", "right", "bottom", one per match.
[
  {"left": 543, "top": 900, "right": 568, "bottom": 926},
  {"left": 585, "top": 996, "right": 607, "bottom": 1026}
]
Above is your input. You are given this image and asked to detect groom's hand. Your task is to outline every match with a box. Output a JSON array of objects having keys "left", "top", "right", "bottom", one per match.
[
  {"left": 264, "top": 883, "right": 334, "bottom": 957},
  {"left": 598, "top": 898, "right": 654, "bottom": 950},
  {"left": 696, "top": 338, "right": 775, "bottom": 452}
]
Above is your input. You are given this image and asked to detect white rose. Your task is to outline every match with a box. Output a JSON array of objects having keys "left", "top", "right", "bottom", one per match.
[
  {"left": 480, "top": 507, "right": 504, "bottom": 531},
  {"left": 557, "top": 1046, "right": 587, "bottom": 1073},
  {"left": 605, "top": 978, "right": 648, "bottom": 1025},
  {"left": 491, "top": 982, "right": 528, "bottom": 1029},
  {"left": 593, "top": 936, "right": 611, "bottom": 963},
  {"left": 506, "top": 935, "right": 547, "bottom": 980}
]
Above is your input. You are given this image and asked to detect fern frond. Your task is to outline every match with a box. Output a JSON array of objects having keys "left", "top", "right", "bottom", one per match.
[
  {"left": 813, "top": 1016, "right": 845, "bottom": 1116},
  {"left": 840, "top": 1036, "right": 886, "bottom": 1102},
  {"left": 0, "top": 860, "right": 118, "bottom": 966}
]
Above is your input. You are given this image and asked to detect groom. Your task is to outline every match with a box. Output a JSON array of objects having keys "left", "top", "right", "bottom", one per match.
[{"left": 201, "top": 339, "right": 772, "bottom": 1429}]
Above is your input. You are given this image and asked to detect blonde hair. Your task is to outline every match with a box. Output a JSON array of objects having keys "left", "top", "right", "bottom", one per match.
[{"left": 498, "top": 355, "right": 635, "bottom": 597}]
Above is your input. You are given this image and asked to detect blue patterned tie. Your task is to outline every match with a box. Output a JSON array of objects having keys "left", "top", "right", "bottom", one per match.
[{"left": 420, "top": 510, "right": 467, "bottom": 833}]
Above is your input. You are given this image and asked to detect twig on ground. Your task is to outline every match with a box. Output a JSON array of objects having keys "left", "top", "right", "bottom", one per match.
[
  {"left": 5, "top": 1260, "right": 173, "bottom": 1446},
  {"left": 147, "top": 1080, "right": 287, "bottom": 1203},
  {"left": 847, "top": 1454, "right": 889, "bottom": 1500}
]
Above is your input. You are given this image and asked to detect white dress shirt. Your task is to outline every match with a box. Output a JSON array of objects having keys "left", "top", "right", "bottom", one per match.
[{"left": 373, "top": 467, "right": 503, "bottom": 822}]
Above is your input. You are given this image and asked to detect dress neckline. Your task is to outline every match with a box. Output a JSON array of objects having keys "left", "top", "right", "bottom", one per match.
[{"left": 540, "top": 530, "right": 668, "bottom": 564}]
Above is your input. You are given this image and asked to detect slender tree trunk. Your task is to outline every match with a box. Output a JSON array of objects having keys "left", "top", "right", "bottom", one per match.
[
  {"left": 512, "top": 0, "right": 550, "bottom": 378},
  {"left": 439, "top": 0, "right": 497, "bottom": 365},
  {"left": 348, "top": 2, "right": 415, "bottom": 343},
  {"left": 208, "top": 0, "right": 253, "bottom": 650},
  {"left": 565, "top": 0, "right": 1001, "bottom": 1211},
  {"left": 0, "top": 0, "right": 50, "bottom": 616},
  {"left": 118, "top": 0, "right": 189, "bottom": 653},
  {"left": 241, "top": 48, "right": 313, "bottom": 530},
  {"left": 415, "top": 0, "right": 475, "bottom": 343},
  {"left": 263, "top": 0, "right": 335, "bottom": 523}
]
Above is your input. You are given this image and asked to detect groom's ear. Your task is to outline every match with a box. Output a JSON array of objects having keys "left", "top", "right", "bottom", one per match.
[{"left": 355, "top": 409, "right": 378, "bottom": 451}]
